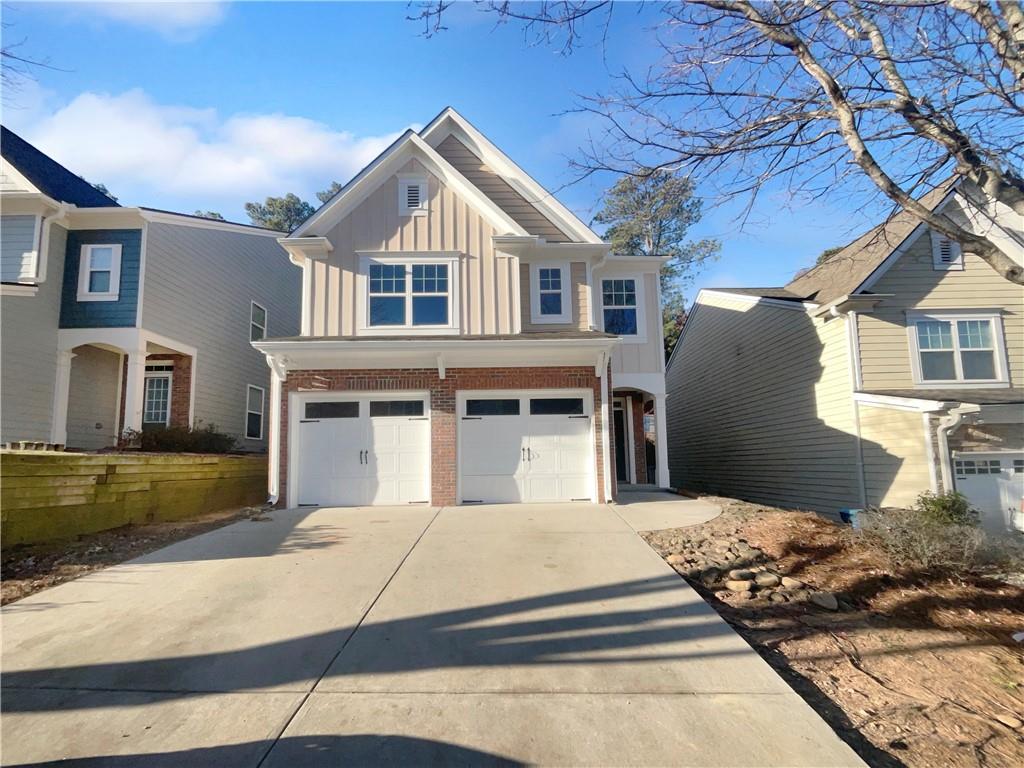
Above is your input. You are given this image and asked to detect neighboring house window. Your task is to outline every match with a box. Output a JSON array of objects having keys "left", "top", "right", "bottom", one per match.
[
  {"left": 530, "top": 262, "right": 571, "bottom": 324},
  {"left": 362, "top": 256, "right": 459, "bottom": 332},
  {"left": 909, "top": 312, "right": 1008, "bottom": 386},
  {"left": 77, "top": 244, "right": 122, "bottom": 301},
  {"left": 601, "top": 278, "right": 639, "bottom": 336},
  {"left": 246, "top": 385, "right": 265, "bottom": 440},
  {"left": 931, "top": 231, "right": 964, "bottom": 270},
  {"left": 143, "top": 364, "right": 173, "bottom": 426},
  {"left": 398, "top": 176, "right": 428, "bottom": 216},
  {"left": 251, "top": 301, "right": 267, "bottom": 341}
]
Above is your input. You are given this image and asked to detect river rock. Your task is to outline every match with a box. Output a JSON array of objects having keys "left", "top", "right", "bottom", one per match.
[
  {"left": 726, "top": 579, "right": 755, "bottom": 592},
  {"left": 781, "top": 576, "right": 805, "bottom": 589},
  {"left": 754, "top": 572, "right": 780, "bottom": 588},
  {"left": 809, "top": 592, "right": 839, "bottom": 611}
]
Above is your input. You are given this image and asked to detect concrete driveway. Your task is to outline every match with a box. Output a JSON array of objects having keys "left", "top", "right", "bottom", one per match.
[{"left": 2, "top": 503, "right": 862, "bottom": 767}]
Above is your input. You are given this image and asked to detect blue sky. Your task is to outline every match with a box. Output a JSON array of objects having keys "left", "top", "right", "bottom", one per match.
[{"left": 1, "top": 1, "right": 878, "bottom": 301}]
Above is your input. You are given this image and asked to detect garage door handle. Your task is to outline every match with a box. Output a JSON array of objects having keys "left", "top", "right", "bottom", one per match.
[{"left": 568, "top": 415, "right": 588, "bottom": 419}]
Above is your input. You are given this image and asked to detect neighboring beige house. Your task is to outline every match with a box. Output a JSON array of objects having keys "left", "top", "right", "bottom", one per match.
[
  {"left": 666, "top": 182, "right": 1024, "bottom": 532},
  {"left": 253, "top": 108, "right": 669, "bottom": 508}
]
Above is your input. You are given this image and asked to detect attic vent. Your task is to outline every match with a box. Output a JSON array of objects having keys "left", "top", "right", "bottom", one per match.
[
  {"left": 931, "top": 230, "right": 963, "bottom": 271},
  {"left": 399, "top": 177, "right": 428, "bottom": 216}
]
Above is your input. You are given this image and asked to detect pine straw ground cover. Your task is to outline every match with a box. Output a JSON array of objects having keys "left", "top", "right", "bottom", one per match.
[{"left": 643, "top": 496, "right": 1024, "bottom": 768}]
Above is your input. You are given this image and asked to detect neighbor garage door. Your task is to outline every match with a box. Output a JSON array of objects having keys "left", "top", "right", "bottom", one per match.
[
  {"left": 295, "top": 394, "right": 430, "bottom": 507},
  {"left": 954, "top": 452, "right": 1024, "bottom": 532},
  {"left": 459, "top": 391, "right": 595, "bottom": 504}
]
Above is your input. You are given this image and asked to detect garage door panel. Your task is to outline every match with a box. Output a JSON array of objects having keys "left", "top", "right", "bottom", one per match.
[
  {"left": 461, "top": 418, "right": 525, "bottom": 476},
  {"left": 461, "top": 475, "right": 521, "bottom": 504}
]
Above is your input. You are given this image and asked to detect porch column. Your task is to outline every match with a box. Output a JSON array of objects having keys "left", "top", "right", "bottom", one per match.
[
  {"left": 122, "top": 348, "right": 147, "bottom": 435},
  {"left": 266, "top": 358, "right": 284, "bottom": 504},
  {"left": 655, "top": 393, "right": 670, "bottom": 488},
  {"left": 49, "top": 350, "right": 76, "bottom": 446}
]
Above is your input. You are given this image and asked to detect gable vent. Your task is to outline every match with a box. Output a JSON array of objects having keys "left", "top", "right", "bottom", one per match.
[
  {"left": 930, "top": 230, "right": 963, "bottom": 271},
  {"left": 399, "top": 177, "right": 427, "bottom": 216},
  {"left": 406, "top": 184, "right": 421, "bottom": 209}
]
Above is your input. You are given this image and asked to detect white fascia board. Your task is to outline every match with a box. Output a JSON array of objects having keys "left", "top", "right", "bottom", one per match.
[
  {"left": 63, "top": 207, "right": 147, "bottom": 230},
  {"left": 595, "top": 253, "right": 672, "bottom": 272},
  {"left": 494, "top": 236, "right": 610, "bottom": 262},
  {"left": 853, "top": 391, "right": 953, "bottom": 412},
  {"left": 697, "top": 288, "right": 818, "bottom": 312},
  {"left": 812, "top": 293, "right": 895, "bottom": 317},
  {"left": 0, "top": 191, "right": 64, "bottom": 215},
  {"left": 420, "top": 108, "right": 603, "bottom": 245},
  {"left": 139, "top": 209, "right": 284, "bottom": 237},
  {"left": 609, "top": 372, "right": 666, "bottom": 396},
  {"left": 279, "top": 236, "right": 333, "bottom": 266},
  {"left": 292, "top": 130, "right": 528, "bottom": 239}
]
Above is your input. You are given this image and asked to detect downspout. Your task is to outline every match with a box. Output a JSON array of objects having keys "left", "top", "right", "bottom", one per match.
[
  {"left": 841, "top": 309, "right": 868, "bottom": 508},
  {"left": 936, "top": 403, "right": 981, "bottom": 494}
]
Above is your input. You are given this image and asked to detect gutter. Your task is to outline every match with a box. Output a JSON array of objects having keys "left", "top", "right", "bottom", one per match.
[{"left": 936, "top": 403, "right": 982, "bottom": 493}]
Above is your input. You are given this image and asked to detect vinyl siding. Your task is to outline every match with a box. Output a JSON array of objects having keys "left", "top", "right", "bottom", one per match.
[
  {"left": 520, "top": 261, "right": 589, "bottom": 331},
  {"left": 858, "top": 403, "right": 932, "bottom": 508},
  {"left": 603, "top": 271, "right": 664, "bottom": 376},
  {"left": 315, "top": 158, "right": 518, "bottom": 336},
  {"left": 141, "top": 222, "right": 299, "bottom": 446},
  {"left": 66, "top": 344, "right": 120, "bottom": 450},
  {"left": 666, "top": 292, "right": 860, "bottom": 515},
  {"left": 1, "top": 214, "right": 38, "bottom": 282},
  {"left": 435, "top": 135, "right": 571, "bottom": 242},
  {"left": 857, "top": 223, "right": 1024, "bottom": 390},
  {"left": 0, "top": 223, "right": 67, "bottom": 443},
  {"left": 60, "top": 229, "right": 142, "bottom": 328}
]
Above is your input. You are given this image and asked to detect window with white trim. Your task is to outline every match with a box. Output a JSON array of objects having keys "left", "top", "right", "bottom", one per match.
[
  {"left": 930, "top": 230, "right": 963, "bottom": 270},
  {"left": 143, "top": 364, "right": 173, "bottom": 426},
  {"left": 910, "top": 312, "right": 1008, "bottom": 385},
  {"left": 362, "top": 256, "right": 459, "bottom": 332},
  {"left": 399, "top": 177, "right": 428, "bottom": 216},
  {"left": 246, "top": 385, "right": 265, "bottom": 440},
  {"left": 77, "top": 244, "right": 122, "bottom": 301},
  {"left": 250, "top": 301, "right": 267, "bottom": 341},
  {"left": 601, "top": 278, "right": 638, "bottom": 336},
  {"left": 530, "top": 262, "right": 571, "bottom": 324}
]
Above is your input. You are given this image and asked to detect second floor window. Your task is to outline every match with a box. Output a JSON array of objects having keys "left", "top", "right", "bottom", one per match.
[
  {"left": 530, "top": 262, "right": 571, "bottom": 324},
  {"left": 911, "top": 313, "right": 1007, "bottom": 385},
  {"left": 602, "top": 278, "right": 638, "bottom": 335},
  {"left": 368, "top": 262, "right": 450, "bottom": 327},
  {"left": 251, "top": 301, "right": 267, "bottom": 341},
  {"left": 77, "top": 244, "right": 122, "bottom": 301}
]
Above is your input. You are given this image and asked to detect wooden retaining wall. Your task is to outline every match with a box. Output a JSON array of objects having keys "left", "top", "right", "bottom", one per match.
[{"left": 1, "top": 452, "right": 267, "bottom": 548}]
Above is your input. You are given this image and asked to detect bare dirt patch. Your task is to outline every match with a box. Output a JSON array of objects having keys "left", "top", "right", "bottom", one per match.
[
  {"left": 644, "top": 496, "right": 1024, "bottom": 768},
  {"left": 2, "top": 506, "right": 267, "bottom": 605}
]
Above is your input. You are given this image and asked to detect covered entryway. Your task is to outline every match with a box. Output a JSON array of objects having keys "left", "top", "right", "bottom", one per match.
[
  {"left": 458, "top": 390, "right": 595, "bottom": 503},
  {"left": 293, "top": 393, "right": 430, "bottom": 507},
  {"left": 954, "top": 452, "right": 1024, "bottom": 532}
]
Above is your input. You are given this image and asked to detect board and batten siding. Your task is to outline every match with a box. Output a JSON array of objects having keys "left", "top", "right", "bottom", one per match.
[
  {"left": 1, "top": 214, "right": 38, "bottom": 283},
  {"left": 66, "top": 344, "right": 120, "bottom": 449},
  {"left": 0, "top": 223, "right": 67, "bottom": 443},
  {"left": 140, "top": 222, "right": 299, "bottom": 446},
  {"left": 603, "top": 271, "right": 664, "bottom": 376},
  {"left": 59, "top": 229, "right": 142, "bottom": 328},
  {"left": 666, "top": 292, "right": 861, "bottom": 515},
  {"left": 519, "top": 261, "right": 589, "bottom": 331},
  {"left": 314, "top": 158, "right": 518, "bottom": 337},
  {"left": 857, "top": 403, "right": 932, "bottom": 508},
  {"left": 434, "top": 135, "right": 570, "bottom": 242},
  {"left": 857, "top": 225, "right": 1024, "bottom": 390}
]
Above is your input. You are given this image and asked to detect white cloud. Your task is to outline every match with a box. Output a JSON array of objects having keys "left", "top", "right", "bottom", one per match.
[
  {"left": 20, "top": 89, "right": 410, "bottom": 217},
  {"left": 71, "top": 2, "right": 227, "bottom": 41}
]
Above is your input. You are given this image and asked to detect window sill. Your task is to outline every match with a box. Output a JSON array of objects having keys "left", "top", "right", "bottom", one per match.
[
  {"left": 359, "top": 326, "right": 460, "bottom": 336},
  {"left": 77, "top": 292, "right": 120, "bottom": 302},
  {"left": 530, "top": 314, "right": 572, "bottom": 325},
  {"left": 912, "top": 380, "right": 1010, "bottom": 390},
  {"left": 1, "top": 283, "right": 39, "bottom": 297},
  {"left": 399, "top": 209, "right": 429, "bottom": 218}
]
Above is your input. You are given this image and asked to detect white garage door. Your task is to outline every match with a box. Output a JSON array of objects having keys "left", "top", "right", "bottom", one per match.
[
  {"left": 459, "top": 391, "right": 595, "bottom": 504},
  {"left": 295, "top": 395, "right": 430, "bottom": 507},
  {"left": 954, "top": 453, "right": 1024, "bottom": 532}
]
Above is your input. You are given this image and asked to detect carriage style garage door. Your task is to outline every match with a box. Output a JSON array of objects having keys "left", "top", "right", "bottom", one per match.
[
  {"left": 459, "top": 390, "right": 595, "bottom": 504},
  {"left": 954, "top": 452, "right": 1024, "bottom": 532},
  {"left": 294, "top": 394, "right": 430, "bottom": 507}
]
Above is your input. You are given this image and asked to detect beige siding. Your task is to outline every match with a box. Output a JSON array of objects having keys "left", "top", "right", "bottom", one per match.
[
  {"left": 858, "top": 403, "right": 932, "bottom": 507},
  {"left": 605, "top": 272, "right": 664, "bottom": 376},
  {"left": 66, "top": 344, "right": 120, "bottom": 450},
  {"left": 520, "top": 261, "right": 589, "bottom": 331},
  {"left": 666, "top": 292, "right": 860, "bottom": 515},
  {"left": 316, "top": 158, "right": 518, "bottom": 336},
  {"left": 858, "top": 224, "right": 1024, "bottom": 390},
  {"left": 435, "top": 135, "right": 570, "bottom": 242}
]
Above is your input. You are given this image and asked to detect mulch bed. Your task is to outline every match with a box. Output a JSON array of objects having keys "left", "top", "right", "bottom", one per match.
[{"left": 643, "top": 496, "right": 1024, "bottom": 768}]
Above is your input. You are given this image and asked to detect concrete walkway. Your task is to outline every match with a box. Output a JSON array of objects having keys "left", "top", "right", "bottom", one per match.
[
  {"left": 614, "top": 487, "right": 721, "bottom": 531},
  {"left": 1, "top": 504, "right": 862, "bottom": 767}
]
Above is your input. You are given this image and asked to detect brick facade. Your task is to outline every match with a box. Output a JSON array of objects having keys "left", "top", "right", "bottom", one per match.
[
  {"left": 630, "top": 393, "right": 647, "bottom": 484},
  {"left": 117, "top": 353, "right": 193, "bottom": 436},
  {"left": 280, "top": 366, "right": 610, "bottom": 506}
]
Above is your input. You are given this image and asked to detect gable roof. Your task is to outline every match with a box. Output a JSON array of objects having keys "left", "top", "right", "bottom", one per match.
[{"left": 1, "top": 125, "right": 120, "bottom": 208}]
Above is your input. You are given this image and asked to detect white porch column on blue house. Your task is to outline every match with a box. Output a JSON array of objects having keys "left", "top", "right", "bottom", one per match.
[
  {"left": 655, "top": 393, "right": 670, "bottom": 488},
  {"left": 49, "top": 349, "right": 76, "bottom": 446},
  {"left": 122, "top": 348, "right": 147, "bottom": 434}
]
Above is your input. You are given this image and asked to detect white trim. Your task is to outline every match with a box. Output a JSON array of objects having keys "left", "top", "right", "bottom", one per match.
[
  {"left": 250, "top": 300, "right": 268, "bottom": 342},
  {"left": 848, "top": 311, "right": 863, "bottom": 390},
  {"left": 511, "top": 256, "right": 523, "bottom": 334},
  {"left": 930, "top": 229, "right": 964, "bottom": 270},
  {"left": 114, "top": 351, "right": 125, "bottom": 437},
  {"left": 601, "top": 369, "right": 612, "bottom": 501},
  {"left": 138, "top": 208, "right": 283, "bottom": 237},
  {"left": 357, "top": 253, "right": 462, "bottom": 335},
  {"left": 245, "top": 384, "right": 266, "bottom": 440},
  {"left": 50, "top": 350, "right": 76, "bottom": 445},
  {"left": 529, "top": 261, "right": 572, "bottom": 324},
  {"left": 654, "top": 393, "right": 670, "bottom": 488},
  {"left": 420, "top": 108, "right": 602, "bottom": 244},
  {"left": 135, "top": 222, "right": 148, "bottom": 327},
  {"left": 597, "top": 273, "right": 647, "bottom": 343},
  {"left": 906, "top": 309, "right": 1010, "bottom": 388},
  {"left": 610, "top": 372, "right": 666, "bottom": 396},
  {"left": 76, "top": 243, "right": 122, "bottom": 301},
  {"left": 585, "top": 260, "right": 595, "bottom": 329},
  {"left": 696, "top": 288, "right": 817, "bottom": 312},
  {"left": 0, "top": 283, "right": 39, "bottom": 296},
  {"left": 266, "top": 359, "right": 284, "bottom": 503},
  {"left": 852, "top": 391, "right": 952, "bottom": 411},
  {"left": 620, "top": 397, "right": 637, "bottom": 484},
  {"left": 300, "top": 260, "right": 313, "bottom": 336},
  {"left": 398, "top": 175, "right": 428, "bottom": 217},
  {"left": 142, "top": 369, "right": 173, "bottom": 427}
]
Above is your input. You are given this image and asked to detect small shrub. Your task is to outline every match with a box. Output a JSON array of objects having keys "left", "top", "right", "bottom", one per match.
[
  {"left": 913, "top": 490, "right": 979, "bottom": 527},
  {"left": 119, "top": 423, "right": 236, "bottom": 454}
]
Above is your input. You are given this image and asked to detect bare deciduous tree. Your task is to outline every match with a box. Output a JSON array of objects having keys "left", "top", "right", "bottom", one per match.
[{"left": 413, "top": 1, "right": 1024, "bottom": 284}]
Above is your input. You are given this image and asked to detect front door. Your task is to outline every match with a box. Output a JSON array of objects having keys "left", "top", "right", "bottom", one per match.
[{"left": 612, "top": 407, "right": 628, "bottom": 483}]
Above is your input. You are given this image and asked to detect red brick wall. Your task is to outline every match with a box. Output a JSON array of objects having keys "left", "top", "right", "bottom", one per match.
[
  {"left": 117, "top": 354, "right": 193, "bottom": 436},
  {"left": 631, "top": 393, "right": 647, "bottom": 484},
  {"left": 280, "top": 366, "right": 610, "bottom": 506}
]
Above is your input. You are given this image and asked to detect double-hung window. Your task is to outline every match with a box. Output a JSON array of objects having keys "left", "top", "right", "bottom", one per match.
[
  {"left": 910, "top": 312, "right": 1008, "bottom": 386},
  {"left": 250, "top": 302, "right": 267, "bottom": 341},
  {"left": 77, "top": 244, "right": 122, "bottom": 301},
  {"left": 530, "top": 262, "right": 571, "bottom": 324},
  {"left": 363, "top": 256, "right": 459, "bottom": 332},
  {"left": 246, "top": 385, "right": 265, "bottom": 440},
  {"left": 601, "top": 278, "right": 639, "bottom": 336}
]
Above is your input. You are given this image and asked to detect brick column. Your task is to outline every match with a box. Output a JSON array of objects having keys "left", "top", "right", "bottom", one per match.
[{"left": 631, "top": 393, "right": 647, "bottom": 484}]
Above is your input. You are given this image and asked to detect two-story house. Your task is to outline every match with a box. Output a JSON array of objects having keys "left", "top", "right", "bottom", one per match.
[
  {"left": 665, "top": 181, "right": 1024, "bottom": 532},
  {"left": 0, "top": 126, "right": 300, "bottom": 451},
  {"left": 252, "top": 108, "right": 669, "bottom": 508}
]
